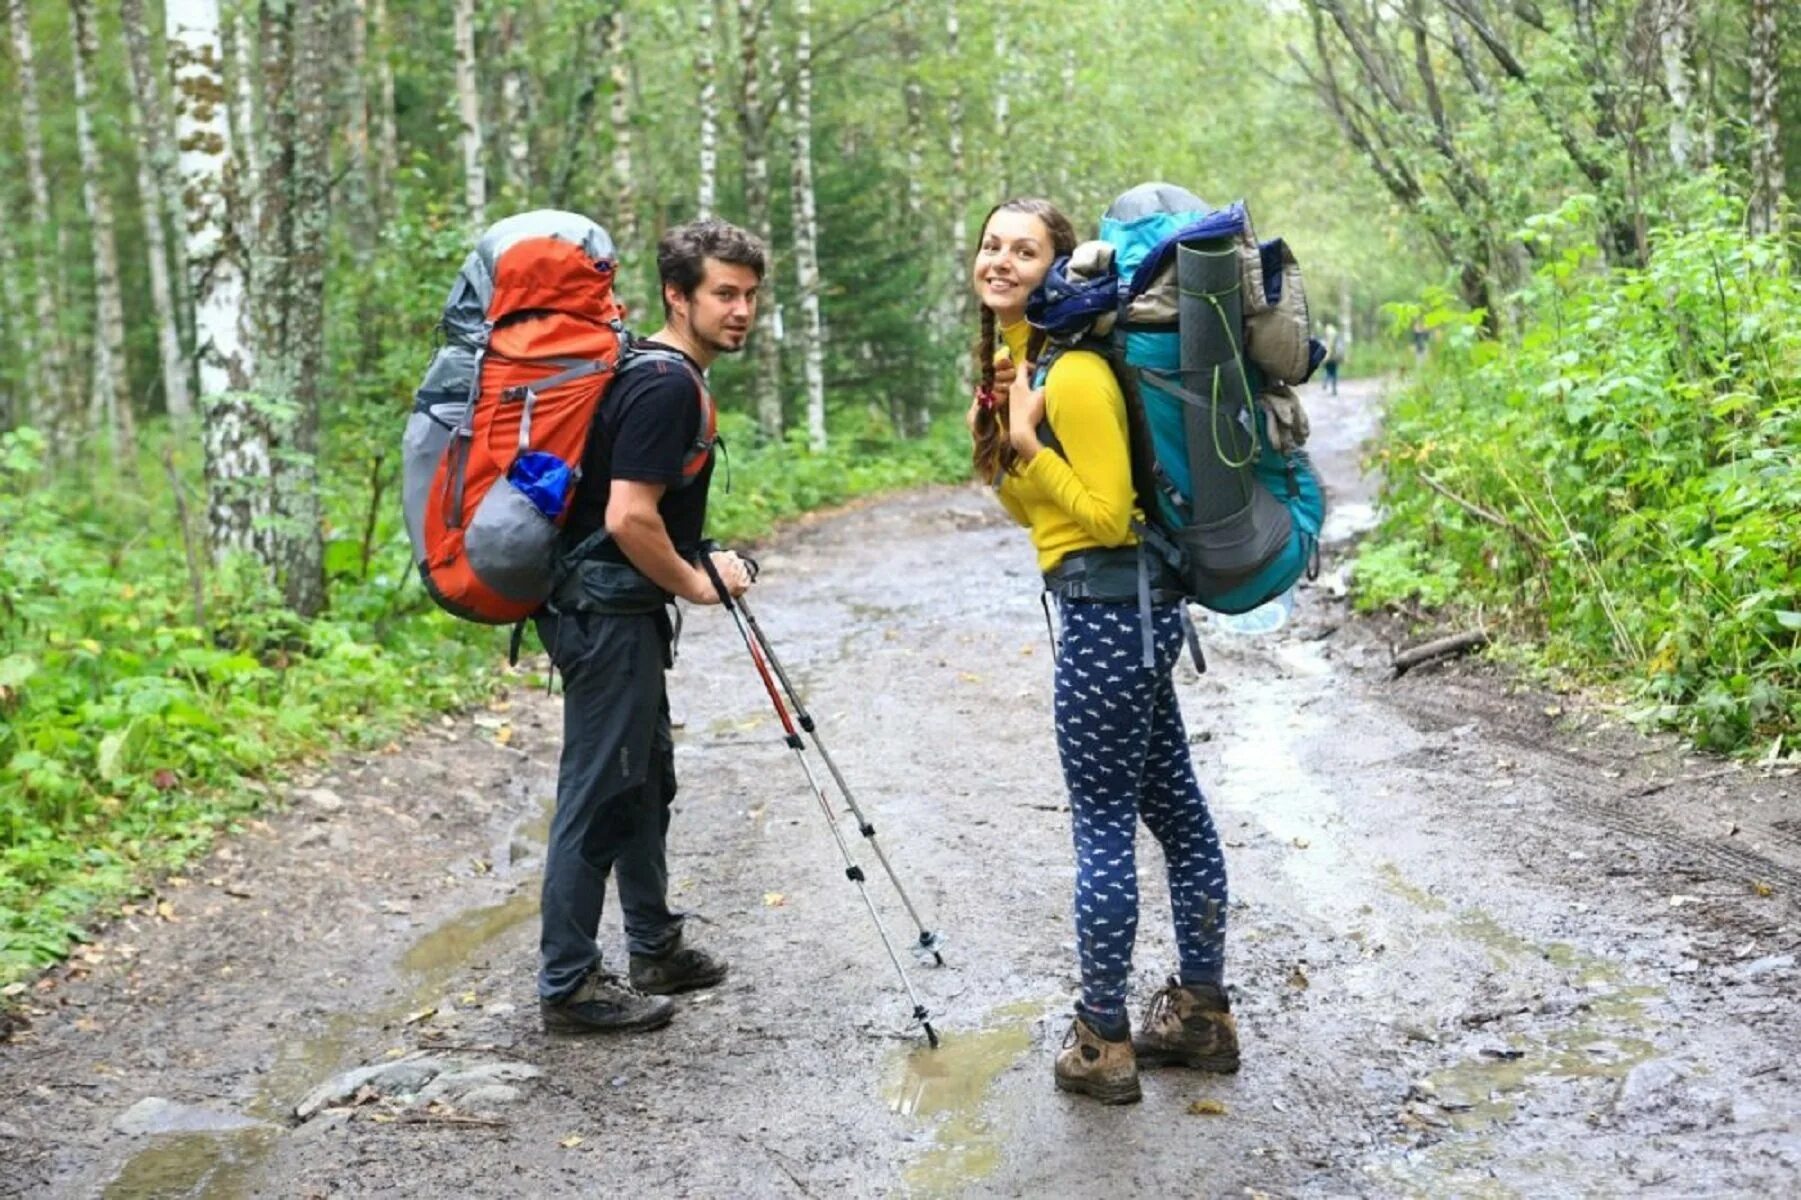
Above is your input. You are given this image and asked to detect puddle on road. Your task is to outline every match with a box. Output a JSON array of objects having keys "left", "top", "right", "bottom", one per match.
[
  {"left": 101, "top": 1129, "right": 280, "bottom": 1200},
  {"left": 886, "top": 1001, "right": 1041, "bottom": 1198},
  {"left": 104, "top": 804, "right": 551, "bottom": 1199}
]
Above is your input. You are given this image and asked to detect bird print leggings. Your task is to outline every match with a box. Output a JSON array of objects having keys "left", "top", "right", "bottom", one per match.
[{"left": 1052, "top": 597, "right": 1227, "bottom": 1032}]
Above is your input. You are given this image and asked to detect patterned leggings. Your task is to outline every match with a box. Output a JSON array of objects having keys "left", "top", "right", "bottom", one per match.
[{"left": 1053, "top": 598, "right": 1227, "bottom": 1026}]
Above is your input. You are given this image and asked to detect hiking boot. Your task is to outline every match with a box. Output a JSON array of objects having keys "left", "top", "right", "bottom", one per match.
[
  {"left": 540, "top": 967, "right": 675, "bottom": 1036},
  {"left": 628, "top": 935, "right": 729, "bottom": 996},
  {"left": 1132, "top": 977, "right": 1240, "bottom": 1073},
  {"left": 1053, "top": 1016, "right": 1142, "bottom": 1105}
]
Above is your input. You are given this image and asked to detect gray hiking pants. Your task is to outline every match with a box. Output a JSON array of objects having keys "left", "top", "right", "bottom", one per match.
[{"left": 534, "top": 606, "right": 684, "bottom": 1002}]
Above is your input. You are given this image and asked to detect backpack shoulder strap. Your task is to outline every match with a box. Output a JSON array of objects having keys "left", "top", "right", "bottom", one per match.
[{"left": 616, "top": 342, "right": 715, "bottom": 487}]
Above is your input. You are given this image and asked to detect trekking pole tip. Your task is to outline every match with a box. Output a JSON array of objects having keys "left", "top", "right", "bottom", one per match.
[{"left": 924, "top": 1021, "right": 941, "bottom": 1049}]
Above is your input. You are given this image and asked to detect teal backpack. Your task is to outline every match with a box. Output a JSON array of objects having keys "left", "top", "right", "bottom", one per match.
[{"left": 1031, "top": 183, "right": 1327, "bottom": 618}]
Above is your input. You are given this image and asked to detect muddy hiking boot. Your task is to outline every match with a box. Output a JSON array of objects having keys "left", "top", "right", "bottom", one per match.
[
  {"left": 1054, "top": 1016, "right": 1143, "bottom": 1105},
  {"left": 540, "top": 967, "right": 675, "bottom": 1036},
  {"left": 1133, "top": 977, "right": 1240, "bottom": 1073},
  {"left": 628, "top": 935, "right": 729, "bottom": 996}
]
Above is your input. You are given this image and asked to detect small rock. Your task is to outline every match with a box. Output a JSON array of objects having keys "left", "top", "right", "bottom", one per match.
[
  {"left": 459, "top": 1085, "right": 522, "bottom": 1110},
  {"left": 295, "top": 1057, "right": 447, "bottom": 1119},
  {"left": 113, "top": 1098, "right": 269, "bottom": 1136},
  {"left": 301, "top": 787, "right": 345, "bottom": 815},
  {"left": 1613, "top": 1059, "right": 1689, "bottom": 1115},
  {"left": 1729, "top": 954, "right": 1796, "bottom": 982},
  {"left": 416, "top": 1062, "right": 542, "bottom": 1105},
  {"left": 0, "top": 1120, "right": 23, "bottom": 1139}
]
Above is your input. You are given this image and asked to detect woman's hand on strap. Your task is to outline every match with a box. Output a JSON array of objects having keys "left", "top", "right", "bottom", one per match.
[{"left": 1006, "top": 364, "right": 1044, "bottom": 461}]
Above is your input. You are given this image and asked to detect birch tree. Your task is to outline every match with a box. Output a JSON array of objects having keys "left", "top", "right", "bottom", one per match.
[
  {"left": 170, "top": 0, "right": 264, "bottom": 560},
  {"left": 788, "top": 0, "right": 826, "bottom": 450},
  {"left": 122, "top": 0, "right": 195, "bottom": 425},
  {"left": 1746, "top": 0, "right": 1784, "bottom": 235},
  {"left": 738, "top": 0, "right": 783, "bottom": 439},
  {"left": 496, "top": 8, "right": 532, "bottom": 195},
  {"left": 0, "top": 193, "right": 26, "bottom": 431},
  {"left": 992, "top": 13, "right": 1010, "bottom": 198},
  {"left": 698, "top": 0, "right": 719, "bottom": 218},
  {"left": 945, "top": 0, "right": 972, "bottom": 401},
  {"left": 71, "top": 0, "right": 137, "bottom": 465},
  {"left": 1660, "top": 0, "right": 1699, "bottom": 170},
  {"left": 454, "top": 0, "right": 487, "bottom": 230},
  {"left": 606, "top": 7, "right": 637, "bottom": 256},
  {"left": 229, "top": 7, "right": 261, "bottom": 236},
  {"left": 341, "top": 0, "right": 375, "bottom": 246},
  {"left": 7, "top": 0, "right": 71, "bottom": 440},
  {"left": 253, "top": 0, "right": 333, "bottom": 615},
  {"left": 369, "top": 0, "right": 398, "bottom": 214}
]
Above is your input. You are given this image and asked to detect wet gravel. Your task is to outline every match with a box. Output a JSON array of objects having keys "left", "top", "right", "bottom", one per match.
[{"left": 2, "top": 379, "right": 1796, "bottom": 1198}]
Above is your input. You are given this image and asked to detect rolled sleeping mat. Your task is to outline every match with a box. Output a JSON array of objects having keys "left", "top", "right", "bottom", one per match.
[{"left": 1174, "top": 239, "right": 1294, "bottom": 590}]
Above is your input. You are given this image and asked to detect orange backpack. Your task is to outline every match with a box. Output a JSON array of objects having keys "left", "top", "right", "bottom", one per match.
[{"left": 400, "top": 211, "right": 714, "bottom": 625}]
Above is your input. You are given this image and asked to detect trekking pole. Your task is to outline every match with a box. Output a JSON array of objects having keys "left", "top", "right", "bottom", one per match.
[
  {"left": 733, "top": 594, "right": 946, "bottom": 968},
  {"left": 701, "top": 553, "right": 940, "bottom": 1049}
]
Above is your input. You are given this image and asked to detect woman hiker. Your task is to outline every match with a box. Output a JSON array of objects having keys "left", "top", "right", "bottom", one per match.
[{"left": 963, "top": 197, "right": 1239, "bottom": 1105}]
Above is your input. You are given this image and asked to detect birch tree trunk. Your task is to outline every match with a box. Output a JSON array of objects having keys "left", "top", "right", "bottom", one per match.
[
  {"left": 788, "top": 0, "right": 825, "bottom": 451},
  {"left": 0, "top": 202, "right": 26, "bottom": 431},
  {"left": 7, "top": 0, "right": 72, "bottom": 442},
  {"left": 496, "top": 8, "right": 531, "bottom": 195},
  {"left": 1747, "top": 0, "right": 1784, "bottom": 236},
  {"left": 454, "top": 0, "right": 487, "bottom": 231},
  {"left": 122, "top": 0, "right": 195, "bottom": 425},
  {"left": 945, "top": 0, "right": 972, "bottom": 407},
  {"left": 341, "top": 0, "right": 375, "bottom": 247},
  {"left": 170, "top": 0, "right": 265, "bottom": 561},
  {"left": 71, "top": 0, "right": 137, "bottom": 466},
  {"left": 370, "top": 0, "right": 398, "bottom": 214},
  {"left": 605, "top": 7, "right": 637, "bottom": 255},
  {"left": 697, "top": 0, "right": 719, "bottom": 218},
  {"left": 1660, "top": 0, "right": 1698, "bottom": 170},
  {"left": 992, "top": 15, "right": 1010, "bottom": 198},
  {"left": 252, "top": 0, "right": 331, "bottom": 614},
  {"left": 229, "top": 8, "right": 262, "bottom": 238},
  {"left": 738, "top": 0, "right": 782, "bottom": 439}
]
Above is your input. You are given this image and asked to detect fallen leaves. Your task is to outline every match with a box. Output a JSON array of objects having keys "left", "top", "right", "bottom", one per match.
[
  {"left": 559, "top": 1134, "right": 584, "bottom": 1149},
  {"left": 762, "top": 892, "right": 787, "bottom": 908},
  {"left": 1186, "top": 1099, "right": 1228, "bottom": 1116}
]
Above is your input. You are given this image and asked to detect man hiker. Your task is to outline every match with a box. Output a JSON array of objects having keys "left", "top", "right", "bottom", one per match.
[{"left": 536, "top": 218, "right": 764, "bottom": 1035}]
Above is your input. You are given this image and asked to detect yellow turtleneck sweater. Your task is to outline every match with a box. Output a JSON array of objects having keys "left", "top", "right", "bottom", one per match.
[{"left": 994, "top": 320, "right": 1140, "bottom": 572}]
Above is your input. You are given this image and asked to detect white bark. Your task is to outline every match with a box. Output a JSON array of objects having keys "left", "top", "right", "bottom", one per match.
[
  {"left": 738, "top": 0, "right": 782, "bottom": 439},
  {"left": 788, "top": 0, "right": 825, "bottom": 451},
  {"left": 123, "top": 0, "right": 195, "bottom": 423},
  {"left": 7, "top": 0, "right": 71, "bottom": 438},
  {"left": 454, "top": 0, "right": 486, "bottom": 231},
  {"left": 370, "top": 0, "right": 398, "bottom": 212},
  {"left": 697, "top": 0, "right": 718, "bottom": 218},
  {"left": 169, "top": 0, "right": 265, "bottom": 559},
  {"left": 1748, "top": 0, "right": 1784, "bottom": 236},
  {"left": 0, "top": 208, "right": 27, "bottom": 430},
  {"left": 992, "top": 16, "right": 1010, "bottom": 198},
  {"left": 945, "top": 0, "right": 971, "bottom": 395},
  {"left": 1660, "top": 0, "right": 1697, "bottom": 170},
  {"left": 497, "top": 8, "right": 530, "bottom": 194},
  {"left": 71, "top": 0, "right": 136, "bottom": 464},
  {"left": 229, "top": 7, "right": 261, "bottom": 237},
  {"left": 606, "top": 7, "right": 636, "bottom": 254},
  {"left": 343, "top": 0, "right": 374, "bottom": 241}
]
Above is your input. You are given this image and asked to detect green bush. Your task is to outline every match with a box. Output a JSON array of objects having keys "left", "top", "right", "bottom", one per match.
[{"left": 1358, "top": 185, "right": 1799, "bottom": 752}]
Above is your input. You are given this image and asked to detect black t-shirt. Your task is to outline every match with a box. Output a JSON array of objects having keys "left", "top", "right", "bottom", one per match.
[{"left": 565, "top": 341, "right": 715, "bottom": 564}]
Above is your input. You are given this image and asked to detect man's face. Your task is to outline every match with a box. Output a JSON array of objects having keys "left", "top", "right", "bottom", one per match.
[{"left": 668, "top": 258, "right": 760, "bottom": 355}]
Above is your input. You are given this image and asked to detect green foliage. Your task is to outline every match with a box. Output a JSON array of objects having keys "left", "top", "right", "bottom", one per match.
[
  {"left": 1358, "top": 184, "right": 1800, "bottom": 753},
  {"left": 0, "top": 424, "right": 506, "bottom": 985}
]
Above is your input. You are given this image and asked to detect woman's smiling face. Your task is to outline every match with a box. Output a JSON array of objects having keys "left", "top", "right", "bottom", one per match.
[{"left": 972, "top": 210, "right": 1055, "bottom": 320}]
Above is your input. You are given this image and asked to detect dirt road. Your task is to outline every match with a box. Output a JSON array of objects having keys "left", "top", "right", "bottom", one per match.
[{"left": 3, "top": 378, "right": 1797, "bottom": 1198}]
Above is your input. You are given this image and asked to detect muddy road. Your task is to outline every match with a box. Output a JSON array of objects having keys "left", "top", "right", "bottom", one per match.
[{"left": 4, "top": 377, "right": 1798, "bottom": 1199}]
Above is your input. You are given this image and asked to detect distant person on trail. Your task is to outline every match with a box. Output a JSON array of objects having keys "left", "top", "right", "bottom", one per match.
[
  {"left": 964, "top": 197, "right": 1238, "bottom": 1106},
  {"left": 1410, "top": 315, "right": 1429, "bottom": 360},
  {"left": 1322, "top": 321, "right": 1348, "bottom": 396},
  {"left": 535, "top": 219, "right": 760, "bottom": 1038}
]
